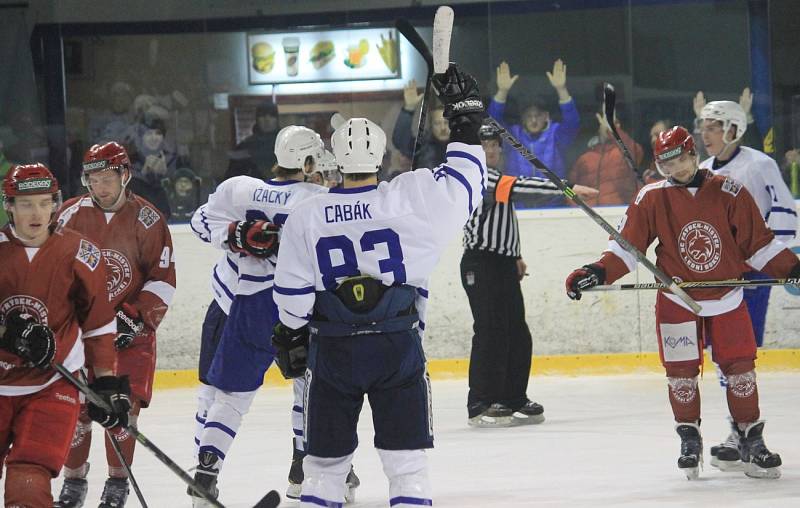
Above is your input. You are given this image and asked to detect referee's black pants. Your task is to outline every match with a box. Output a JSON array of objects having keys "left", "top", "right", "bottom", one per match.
[{"left": 460, "top": 249, "right": 532, "bottom": 417}]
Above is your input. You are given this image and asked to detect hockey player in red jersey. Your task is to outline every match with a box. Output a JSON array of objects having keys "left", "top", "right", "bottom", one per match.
[
  {"left": 56, "top": 142, "right": 176, "bottom": 507},
  {"left": 565, "top": 126, "right": 800, "bottom": 480},
  {"left": 1, "top": 163, "right": 130, "bottom": 508}
]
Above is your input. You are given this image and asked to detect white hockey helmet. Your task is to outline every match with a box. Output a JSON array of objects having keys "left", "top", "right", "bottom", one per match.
[
  {"left": 331, "top": 118, "right": 386, "bottom": 174},
  {"left": 700, "top": 101, "right": 747, "bottom": 144},
  {"left": 274, "top": 125, "right": 325, "bottom": 172}
]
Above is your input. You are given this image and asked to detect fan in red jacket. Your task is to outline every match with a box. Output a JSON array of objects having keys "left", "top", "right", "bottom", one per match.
[
  {"left": 56, "top": 142, "right": 176, "bottom": 507},
  {"left": 566, "top": 127, "right": 800, "bottom": 481},
  {"left": 0, "top": 163, "right": 129, "bottom": 508}
]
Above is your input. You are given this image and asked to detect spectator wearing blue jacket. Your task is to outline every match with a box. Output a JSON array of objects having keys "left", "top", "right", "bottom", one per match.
[{"left": 488, "top": 60, "right": 580, "bottom": 186}]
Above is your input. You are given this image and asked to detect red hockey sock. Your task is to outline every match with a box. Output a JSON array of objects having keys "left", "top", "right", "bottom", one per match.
[{"left": 5, "top": 463, "right": 52, "bottom": 508}]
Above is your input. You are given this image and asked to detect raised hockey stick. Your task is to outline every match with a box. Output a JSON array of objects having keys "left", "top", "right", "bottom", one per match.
[
  {"left": 483, "top": 117, "right": 703, "bottom": 314},
  {"left": 603, "top": 83, "right": 643, "bottom": 179},
  {"left": 51, "top": 363, "right": 281, "bottom": 508},
  {"left": 587, "top": 277, "right": 800, "bottom": 291},
  {"left": 76, "top": 369, "right": 149, "bottom": 508},
  {"left": 396, "top": 19, "right": 433, "bottom": 168}
]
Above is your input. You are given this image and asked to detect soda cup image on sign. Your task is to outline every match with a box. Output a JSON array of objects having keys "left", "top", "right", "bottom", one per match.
[
  {"left": 251, "top": 42, "right": 275, "bottom": 74},
  {"left": 282, "top": 37, "right": 300, "bottom": 76}
]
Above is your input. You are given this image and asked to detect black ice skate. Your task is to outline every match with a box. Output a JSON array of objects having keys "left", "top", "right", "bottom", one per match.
[
  {"left": 675, "top": 422, "right": 703, "bottom": 480},
  {"left": 286, "top": 446, "right": 306, "bottom": 500},
  {"left": 98, "top": 477, "right": 129, "bottom": 508},
  {"left": 467, "top": 403, "right": 514, "bottom": 428},
  {"left": 345, "top": 465, "right": 361, "bottom": 504},
  {"left": 188, "top": 451, "right": 220, "bottom": 508},
  {"left": 510, "top": 400, "right": 545, "bottom": 425},
  {"left": 710, "top": 418, "right": 742, "bottom": 472},
  {"left": 737, "top": 421, "right": 782, "bottom": 479},
  {"left": 54, "top": 477, "right": 89, "bottom": 508}
]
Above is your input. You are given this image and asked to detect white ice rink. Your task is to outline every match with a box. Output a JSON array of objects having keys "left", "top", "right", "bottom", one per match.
[{"left": 30, "top": 374, "right": 800, "bottom": 507}]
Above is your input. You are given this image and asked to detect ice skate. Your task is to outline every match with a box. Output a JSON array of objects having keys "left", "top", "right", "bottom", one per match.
[
  {"left": 675, "top": 422, "right": 703, "bottom": 480},
  {"left": 98, "top": 477, "right": 129, "bottom": 508},
  {"left": 345, "top": 466, "right": 361, "bottom": 504},
  {"left": 286, "top": 446, "right": 305, "bottom": 500},
  {"left": 54, "top": 477, "right": 89, "bottom": 508},
  {"left": 738, "top": 421, "right": 781, "bottom": 479},
  {"left": 510, "top": 400, "right": 545, "bottom": 425},
  {"left": 468, "top": 403, "right": 514, "bottom": 428},
  {"left": 188, "top": 451, "right": 220, "bottom": 507},
  {"left": 710, "top": 418, "right": 743, "bottom": 472}
]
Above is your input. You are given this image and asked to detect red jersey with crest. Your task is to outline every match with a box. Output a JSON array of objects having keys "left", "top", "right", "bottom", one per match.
[
  {"left": 599, "top": 169, "right": 798, "bottom": 316},
  {"left": 58, "top": 192, "right": 176, "bottom": 330},
  {"left": 0, "top": 226, "right": 116, "bottom": 395}
]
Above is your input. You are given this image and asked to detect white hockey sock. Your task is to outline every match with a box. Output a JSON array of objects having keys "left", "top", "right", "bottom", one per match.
[
  {"left": 194, "top": 384, "right": 216, "bottom": 456},
  {"left": 292, "top": 376, "right": 307, "bottom": 452},
  {"left": 300, "top": 453, "right": 352, "bottom": 507},
  {"left": 197, "top": 387, "right": 257, "bottom": 472},
  {"left": 378, "top": 449, "right": 432, "bottom": 507}
]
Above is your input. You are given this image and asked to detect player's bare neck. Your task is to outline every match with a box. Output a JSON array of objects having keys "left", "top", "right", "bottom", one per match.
[
  {"left": 274, "top": 175, "right": 304, "bottom": 182},
  {"left": 343, "top": 176, "right": 378, "bottom": 188}
]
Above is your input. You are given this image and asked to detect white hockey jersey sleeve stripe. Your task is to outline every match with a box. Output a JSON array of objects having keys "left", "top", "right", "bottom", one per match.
[
  {"left": 83, "top": 318, "right": 117, "bottom": 339},
  {"left": 605, "top": 240, "right": 638, "bottom": 273},
  {"left": 746, "top": 237, "right": 788, "bottom": 271},
  {"left": 190, "top": 205, "right": 212, "bottom": 243},
  {"left": 142, "top": 280, "right": 176, "bottom": 305},
  {"left": 446, "top": 149, "right": 486, "bottom": 193},
  {"left": 440, "top": 165, "right": 476, "bottom": 214},
  {"left": 213, "top": 266, "right": 236, "bottom": 300},
  {"left": 274, "top": 284, "right": 316, "bottom": 295}
]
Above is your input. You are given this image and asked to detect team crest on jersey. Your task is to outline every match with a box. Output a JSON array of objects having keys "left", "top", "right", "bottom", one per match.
[
  {"left": 721, "top": 177, "right": 742, "bottom": 197},
  {"left": 77, "top": 239, "right": 102, "bottom": 271},
  {"left": 138, "top": 205, "right": 160, "bottom": 229},
  {"left": 678, "top": 221, "right": 721, "bottom": 273},
  {"left": 103, "top": 249, "right": 133, "bottom": 300},
  {"left": 0, "top": 295, "right": 49, "bottom": 326}
]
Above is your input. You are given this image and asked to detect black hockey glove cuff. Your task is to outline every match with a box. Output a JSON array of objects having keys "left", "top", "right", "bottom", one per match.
[
  {"left": 115, "top": 305, "right": 144, "bottom": 350},
  {"left": 87, "top": 375, "right": 132, "bottom": 429},
  {"left": 272, "top": 323, "right": 309, "bottom": 379},
  {"left": 1, "top": 311, "right": 56, "bottom": 369}
]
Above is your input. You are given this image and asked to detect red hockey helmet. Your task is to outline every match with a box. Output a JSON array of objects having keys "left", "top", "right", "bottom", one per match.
[
  {"left": 81, "top": 142, "right": 132, "bottom": 209},
  {"left": 2, "top": 163, "right": 63, "bottom": 223},
  {"left": 653, "top": 126, "right": 696, "bottom": 177}
]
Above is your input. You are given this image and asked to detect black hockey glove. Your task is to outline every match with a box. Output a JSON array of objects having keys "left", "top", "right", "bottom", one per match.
[
  {"left": 0, "top": 311, "right": 56, "bottom": 369},
  {"left": 271, "top": 323, "right": 309, "bottom": 379},
  {"left": 227, "top": 219, "right": 280, "bottom": 258},
  {"left": 115, "top": 304, "right": 144, "bottom": 350},
  {"left": 565, "top": 264, "right": 606, "bottom": 301},
  {"left": 432, "top": 63, "right": 484, "bottom": 144},
  {"left": 87, "top": 375, "right": 132, "bottom": 429},
  {"left": 787, "top": 262, "right": 800, "bottom": 289}
]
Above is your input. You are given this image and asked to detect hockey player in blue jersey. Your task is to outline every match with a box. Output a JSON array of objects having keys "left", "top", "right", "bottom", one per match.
[
  {"left": 188, "top": 126, "right": 336, "bottom": 506},
  {"left": 271, "top": 63, "right": 486, "bottom": 508}
]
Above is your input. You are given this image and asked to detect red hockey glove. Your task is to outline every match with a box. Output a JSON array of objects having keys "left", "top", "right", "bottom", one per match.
[
  {"left": 227, "top": 220, "right": 280, "bottom": 258},
  {"left": 565, "top": 264, "right": 606, "bottom": 300}
]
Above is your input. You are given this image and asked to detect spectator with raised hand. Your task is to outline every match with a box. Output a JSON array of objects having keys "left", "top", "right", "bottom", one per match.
[
  {"left": 569, "top": 111, "right": 643, "bottom": 206},
  {"left": 488, "top": 59, "right": 580, "bottom": 184},
  {"left": 391, "top": 79, "right": 449, "bottom": 172}
]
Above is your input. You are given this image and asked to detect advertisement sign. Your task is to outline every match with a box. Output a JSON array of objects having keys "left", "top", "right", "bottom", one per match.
[{"left": 247, "top": 27, "right": 401, "bottom": 85}]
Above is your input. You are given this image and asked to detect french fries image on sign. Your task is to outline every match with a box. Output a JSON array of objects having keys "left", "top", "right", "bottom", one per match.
[
  {"left": 377, "top": 31, "right": 398, "bottom": 73},
  {"left": 252, "top": 42, "right": 275, "bottom": 74}
]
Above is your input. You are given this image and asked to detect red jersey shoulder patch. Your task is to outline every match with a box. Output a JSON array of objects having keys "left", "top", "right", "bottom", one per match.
[
  {"left": 76, "top": 238, "right": 102, "bottom": 271},
  {"left": 721, "top": 177, "right": 743, "bottom": 197},
  {"left": 138, "top": 205, "right": 160, "bottom": 229}
]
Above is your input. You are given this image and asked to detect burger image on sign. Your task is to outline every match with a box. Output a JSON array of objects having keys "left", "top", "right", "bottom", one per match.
[
  {"left": 252, "top": 42, "right": 275, "bottom": 74},
  {"left": 310, "top": 40, "right": 335, "bottom": 70}
]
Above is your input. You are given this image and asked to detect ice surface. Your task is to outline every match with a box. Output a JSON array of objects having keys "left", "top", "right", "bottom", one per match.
[{"left": 4, "top": 374, "right": 798, "bottom": 507}]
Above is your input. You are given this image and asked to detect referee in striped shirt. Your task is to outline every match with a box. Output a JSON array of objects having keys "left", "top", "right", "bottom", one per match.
[{"left": 462, "top": 122, "right": 597, "bottom": 427}]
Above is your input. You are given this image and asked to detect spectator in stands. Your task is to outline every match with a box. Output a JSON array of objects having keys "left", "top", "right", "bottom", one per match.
[
  {"left": 392, "top": 79, "right": 450, "bottom": 171},
  {"left": 569, "top": 111, "right": 642, "bottom": 206},
  {"left": 641, "top": 119, "right": 673, "bottom": 183},
  {"left": 165, "top": 167, "right": 202, "bottom": 223},
  {"left": 130, "top": 117, "right": 178, "bottom": 177},
  {"left": 88, "top": 81, "right": 136, "bottom": 144},
  {"left": 488, "top": 60, "right": 580, "bottom": 181},
  {"left": 0, "top": 141, "right": 11, "bottom": 225},
  {"left": 233, "top": 101, "right": 280, "bottom": 178}
]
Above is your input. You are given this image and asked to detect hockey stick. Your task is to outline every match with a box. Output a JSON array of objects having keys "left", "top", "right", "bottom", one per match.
[
  {"left": 603, "top": 83, "right": 643, "bottom": 179},
  {"left": 395, "top": 19, "right": 434, "bottom": 168},
  {"left": 484, "top": 117, "right": 703, "bottom": 313},
  {"left": 587, "top": 277, "right": 800, "bottom": 292},
  {"left": 51, "top": 363, "right": 281, "bottom": 508},
  {"left": 75, "top": 369, "right": 149, "bottom": 508}
]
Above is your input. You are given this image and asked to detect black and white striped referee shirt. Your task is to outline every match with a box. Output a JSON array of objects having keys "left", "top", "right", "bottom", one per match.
[{"left": 462, "top": 167, "right": 562, "bottom": 257}]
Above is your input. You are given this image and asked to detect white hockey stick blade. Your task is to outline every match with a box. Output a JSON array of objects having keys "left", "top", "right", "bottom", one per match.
[
  {"left": 330, "top": 112, "right": 348, "bottom": 129},
  {"left": 432, "top": 6, "right": 454, "bottom": 74}
]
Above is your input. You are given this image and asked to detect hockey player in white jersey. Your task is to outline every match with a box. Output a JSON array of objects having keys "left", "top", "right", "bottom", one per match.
[
  {"left": 270, "top": 63, "right": 486, "bottom": 508},
  {"left": 187, "top": 126, "right": 333, "bottom": 506},
  {"left": 698, "top": 101, "right": 798, "bottom": 470}
]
